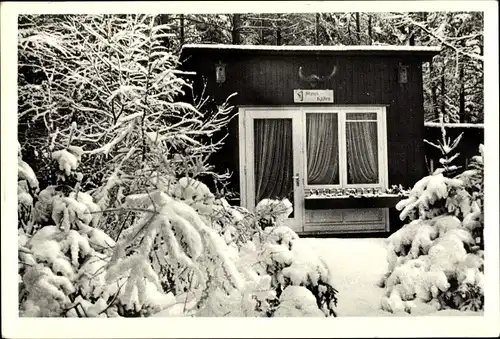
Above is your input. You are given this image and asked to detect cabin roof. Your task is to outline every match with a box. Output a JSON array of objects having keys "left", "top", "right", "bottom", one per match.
[{"left": 180, "top": 43, "right": 441, "bottom": 60}]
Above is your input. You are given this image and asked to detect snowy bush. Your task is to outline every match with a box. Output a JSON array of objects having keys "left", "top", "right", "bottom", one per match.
[
  {"left": 19, "top": 149, "right": 338, "bottom": 317},
  {"left": 18, "top": 14, "right": 338, "bottom": 318},
  {"left": 251, "top": 223, "right": 338, "bottom": 317},
  {"left": 149, "top": 190, "right": 339, "bottom": 317},
  {"left": 17, "top": 149, "right": 178, "bottom": 317},
  {"left": 110, "top": 182, "right": 338, "bottom": 317},
  {"left": 19, "top": 150, "right": 330, "bottom": 318},
  {"left": 106, "top": 186, "right": 251, "bottom": 312},
  {"left": 424, "top": 113, "right": 464, "bottom": 177},
  {"left": 18, "top": 144, "right": 38, "bottom": 234},
  {"left": 255, "top": 198, "right": 294, "bottom": 228},
  {"left": 274, "top": 286, "right": 325, "bottom": 317},
  {"left": 380, "top": 144, "right": 484, "bottom": 314}
]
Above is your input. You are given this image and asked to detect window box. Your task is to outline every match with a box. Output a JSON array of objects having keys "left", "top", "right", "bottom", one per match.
[{"left": 304, "top": 194, "right": 406, "bottom": 210}]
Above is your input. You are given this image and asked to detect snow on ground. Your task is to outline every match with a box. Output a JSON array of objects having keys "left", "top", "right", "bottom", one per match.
[
  {"left": 151, "top": 236, "right": 483, "bottom": 317},
  {"left": 298, "top": 237, "right": 391, "bottom": 316},
  {"left": 298, "top": 237, "right": 483, "bottom": 317}
]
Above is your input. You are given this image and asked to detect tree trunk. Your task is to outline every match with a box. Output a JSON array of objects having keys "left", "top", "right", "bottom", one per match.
[
  {"left": 429, "top": 60, "right": 438, "bottom": 119},
  {"left": 315, "top": 13, "right": 320, "bottom": 45},
  {"left": 260, "top": 16, "right": 264, "bottom": 45},
  {"left": 409, "top": 32, "right": 415, "bottom": 46},
  {"left": 158, "top": 14, "right": 171, "bottom": 49},
  {"left": 347, "top": 14, "right": 352, "bottom": 42},
  {"left": 419, "top": 12, "right": 429, "bottom": 44},
  {"left": 276, "top": 26, "right": 282, "bottom": 45},
  {"left": 178, "top": 14, "right": 185, "bottom": 46},
  {"left": 355, "top": 12, "right": 361, "bottom": 43},
  {"left": 459, "top": 64, "right": 465, "bottom": 122},
  {"left": 367, "top": 14, "right": 372, "bottom": 45},
  {"left": 459, "top": 40, "right": 466, "bottom": 123},
  {"left": 322, "top": 14, "right": 333, "bottom": 44},
  {"left": 441, "top": 65, "right": 446, "bottom": 117},
  {"left": 232, "top": 14, "right": 242, "bottom": 44}
]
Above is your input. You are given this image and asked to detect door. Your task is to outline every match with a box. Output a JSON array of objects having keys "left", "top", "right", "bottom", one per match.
[{"left": 240, "top": 108, "right": 304, "bottom": 233}]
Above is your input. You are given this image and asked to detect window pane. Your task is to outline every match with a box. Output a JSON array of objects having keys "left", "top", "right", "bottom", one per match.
[
  {"left": 254, "top": 119, "right": 294, "bottom": 216},
  {"left": 346, "top": 112, "right": 377, "bottom": 121},
  {"left": 306, "top": 113, "right": 339, "bottom": 185},
  {"left": 346, "top": 121, "right": 379, "bottom": 184}
]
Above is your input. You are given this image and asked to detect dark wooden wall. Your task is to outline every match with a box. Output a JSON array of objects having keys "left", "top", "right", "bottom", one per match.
[{"left": 181, "top": 50, "right": 430, "bottom": 232}]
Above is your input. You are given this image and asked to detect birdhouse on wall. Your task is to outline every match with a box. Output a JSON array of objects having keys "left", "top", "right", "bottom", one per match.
[
  {"left": 398, "top": 63, "right": 409, "bottom": 84},
  {"left": 215, "top": 61, "right": 226, "bottom": 84}
]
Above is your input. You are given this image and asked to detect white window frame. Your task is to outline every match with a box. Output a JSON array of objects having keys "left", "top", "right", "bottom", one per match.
[
  {"left": 238, "top": 105, "right": 389, "bottom": 207},
  {"left": 302, "top": 106, "right": 388, "bottom": 190},
  {"left": 302, "top": 109, "right": 343, "bottom": 189},
  {"left": 341, "top": 106, "right": 388, "bottom": 189}
]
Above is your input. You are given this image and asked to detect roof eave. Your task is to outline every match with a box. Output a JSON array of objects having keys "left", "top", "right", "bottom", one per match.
[{"left": 180, "top": 43, "right": 441, "bottom": 60}]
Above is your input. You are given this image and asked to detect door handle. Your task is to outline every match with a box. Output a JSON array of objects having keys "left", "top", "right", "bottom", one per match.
[{"left": 292, "top": 174, "right": 300, "bottom": 186}]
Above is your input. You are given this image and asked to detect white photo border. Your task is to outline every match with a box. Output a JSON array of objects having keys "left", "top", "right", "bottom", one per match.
[{"left": 2, "top": 1, "right": 498, "bottom": 338}]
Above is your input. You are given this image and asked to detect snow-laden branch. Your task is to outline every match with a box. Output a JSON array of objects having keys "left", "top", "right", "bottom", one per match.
[
  {"left": 424, "top": 122, "right": 484, "bottom": 129},
  {"left": 399, "top": 15, "right": 483, "bottom": 62}
]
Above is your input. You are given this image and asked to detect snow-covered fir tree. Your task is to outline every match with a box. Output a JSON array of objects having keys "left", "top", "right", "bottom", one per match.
[{"left": 380, "top": 138, "right": 484, "bottom": 314}]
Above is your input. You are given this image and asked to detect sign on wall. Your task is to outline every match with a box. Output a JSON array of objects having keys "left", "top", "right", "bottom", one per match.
[{"left": 293, "top": 89, "right": 334, "bottom": 103}]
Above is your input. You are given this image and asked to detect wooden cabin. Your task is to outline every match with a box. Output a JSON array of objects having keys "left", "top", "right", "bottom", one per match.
[{"left": 179, "top": 44, "right": 441, "bottom": 236}]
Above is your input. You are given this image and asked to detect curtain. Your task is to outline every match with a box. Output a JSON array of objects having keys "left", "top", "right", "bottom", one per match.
[
  {"left": 346, "top": 121, "right": 379, "bottom": 184},
  {"left": 306, "top": 113, "right": 339, "bottom": 184},
  {"left": 254, "top": 119, "right": 293, "bottom": 205}
]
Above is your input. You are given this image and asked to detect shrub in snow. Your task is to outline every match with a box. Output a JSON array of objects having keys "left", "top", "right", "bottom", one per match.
[
  {"left": 255, "top": 198, "right": 294, "bottom": 229},
  {"left": 274, "top": 286, "right": 325, "bottom": 317},
  {"left": 146, "top": 184, "right": 338, "bottom": 317},
  {"left": 19, "top": 194, "right": 175, "bottom": 318},
  {"left": 17, "top": 14, "right": 339, "bottom": 318},
  {"left": 19, "top": 147, "right": 338, "bottom": 318},
  {"left": 20, "top": 158, "right": 266, "bottom": 318},
  {"left": 52, "top": 146, "right": 84, "bottom": 180},
  {"left": 381, "top": 145, "right": 484, "bottom": 314},
  {"left": 191, "top": 195, "right": 338, "bottom": 317},
  {"left": 252, "top": 224, "right": 339, "bottom": 317},
  {"left": 18, "top": 144, "right": 40, "bottom": 234},
  {"left": 424, "top": 113, "right": 464, "bottom": 177},
  {"left": 105, "top": 180, "right": 271, "bottom": 317},
  {"left": 18, "top": 145, "right": 175, "bottom": 317}
]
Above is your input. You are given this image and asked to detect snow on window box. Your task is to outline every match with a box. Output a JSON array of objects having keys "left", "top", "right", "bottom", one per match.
[
  {"left": 305, "top": 195, "right": 406, "bottom": 210},
  {"left": 304, "top": 187, "right": 409, "bottom": 210}
]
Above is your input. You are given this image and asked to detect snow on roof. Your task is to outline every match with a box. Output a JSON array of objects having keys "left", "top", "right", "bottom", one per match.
[
  {"left": 181, "top": 43, "right": 441, "bottom": 56},
  {"left": 424, "top": 122, "right": 484, "bottom": 129}
]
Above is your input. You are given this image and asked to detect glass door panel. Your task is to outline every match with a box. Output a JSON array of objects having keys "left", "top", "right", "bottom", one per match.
[
  {"left": 253, "top": 118, "right": 294, "bottom": 217},
  {"left": 243, "top": 109, "right": 303, "bottom": 232}
]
